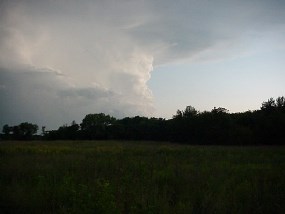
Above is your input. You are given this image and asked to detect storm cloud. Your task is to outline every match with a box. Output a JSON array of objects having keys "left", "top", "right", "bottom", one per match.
[{"left": 1, "top": 0, "right": 284, "bottom": 129}]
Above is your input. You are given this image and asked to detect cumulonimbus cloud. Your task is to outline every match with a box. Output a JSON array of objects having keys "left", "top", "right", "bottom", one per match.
[{"left": 0, "top": 0, "right": 284, "bottom": 129}]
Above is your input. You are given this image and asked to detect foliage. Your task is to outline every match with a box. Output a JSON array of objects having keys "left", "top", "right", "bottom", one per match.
[
  {"left": 2, "top": 96, "right": 285, "bottom": 145},
  {"left": 173, "top": 106, "right": 198, "bottom": 119},
  {"left": 80, "top": 113, "right": 116, "bottom": 140},
  {"left": 81, "top": 113, "right": 116, "bottom": 130},
  {"left": 1, "top": 122, "right": 38, "bottom": 140}
]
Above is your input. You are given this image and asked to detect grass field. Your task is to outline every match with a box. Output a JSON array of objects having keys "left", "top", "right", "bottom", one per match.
[{"left": 0, "top": 141, "right": 285, "bottom": 213}]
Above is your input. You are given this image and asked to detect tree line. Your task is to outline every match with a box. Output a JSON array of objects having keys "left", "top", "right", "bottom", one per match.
[
  {"left": 1, "top": 96, "right": 285, "bottom": 145},
  {"left": 1, "top": 122, "right": 39, "bottom": 140}
]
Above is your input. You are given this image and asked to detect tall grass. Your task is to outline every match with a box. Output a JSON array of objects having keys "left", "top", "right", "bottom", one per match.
[{"left": 1, "top": 141, "right": 285, "bottom": 213}]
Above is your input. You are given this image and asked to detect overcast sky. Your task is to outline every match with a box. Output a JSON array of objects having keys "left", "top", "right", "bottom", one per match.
[{"left": 1, "top": 0, "right": 285, "bottom": 129}]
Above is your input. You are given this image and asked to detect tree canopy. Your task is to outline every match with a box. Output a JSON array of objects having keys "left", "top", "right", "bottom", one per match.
[
  {"left": 1, "top": 96, "right": 285, "bottom": 145},
  {"left": 2, "top": 122, "right": 38, "bottom": 140}
]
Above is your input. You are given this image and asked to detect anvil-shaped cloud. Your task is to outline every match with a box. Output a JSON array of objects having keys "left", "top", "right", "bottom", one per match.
[{"left": 0, "top": 0, "right": 284, "bottom": 129}]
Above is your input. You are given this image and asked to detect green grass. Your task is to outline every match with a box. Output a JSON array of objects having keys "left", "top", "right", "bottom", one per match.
[{"left": 1, "top": 141, "right": 285, "bottom": 213}]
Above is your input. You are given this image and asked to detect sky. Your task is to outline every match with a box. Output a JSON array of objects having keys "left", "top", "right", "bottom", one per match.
[{"left": 0, "top": 0, "right": 285, "bottom": 130}]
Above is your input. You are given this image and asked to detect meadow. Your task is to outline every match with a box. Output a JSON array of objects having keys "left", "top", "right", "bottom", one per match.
[{"left": 0, "top": 141, "right": 285, "bottom": 213}]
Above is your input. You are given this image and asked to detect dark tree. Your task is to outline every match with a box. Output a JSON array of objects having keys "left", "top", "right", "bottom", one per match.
[
  {"left": 2, "top": 122, "right": 38, "bottom": 140},
  {"left": 18, "top": 122, "right": 38, "bottom": 139},
  {"left": 211, "top": 107, "right": 229, "bottom": 114},
  {"left": 23, "top": 95, "right": 285, "bottom": 145},
  {"left": 261, "top": 98, "right": 276, "bottom": 112},
  {"left": 276, "top": 96, "right": 285, "bottom": 110},
  {"left": 183, "top": 106, "right": 198, "bottom": 118},
  {"left": 173, "top": 106, "right": 198, "bottom": 119},
  {"left": 80, "top": 113, "right": 116, "bottom": 139},
  {"left": 173, "top": 110, "right": 183, "bottom": 119},
  {"left": 81, "top": 113, "right": 116, "bottom": 130},
  {"left": 2, "top": 124, "right": 11, "bottom": 135}
]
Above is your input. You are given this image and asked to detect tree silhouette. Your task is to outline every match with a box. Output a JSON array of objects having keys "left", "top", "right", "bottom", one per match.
[
  {"left": 1, "top": 122, "right": 38, "bottom": 140},
  {"left": 261, "top": 98, "right": 276, "bottom": 112},
  {"left": 18, "top": 122, "right": 38, "bottom": 140},
  {"left": 80, "top": 113, "right": 116, "bottom": 139},
  {"left": 3, "top": 96, "right": 284, "bottom": 145},
  {"left": 276, "top": 96, "right": 285, "bottom": 110},
  {"left": 2, "top": 124, "right": 11, "bottom": 135}
]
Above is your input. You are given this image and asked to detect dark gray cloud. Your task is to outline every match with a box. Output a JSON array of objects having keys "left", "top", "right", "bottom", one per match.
[
  {"left": 0, "top": 67, "right": 68, "bottom": 129},
  {"left": 0, "top": 66, "right": 151, "bottom": 129}
]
